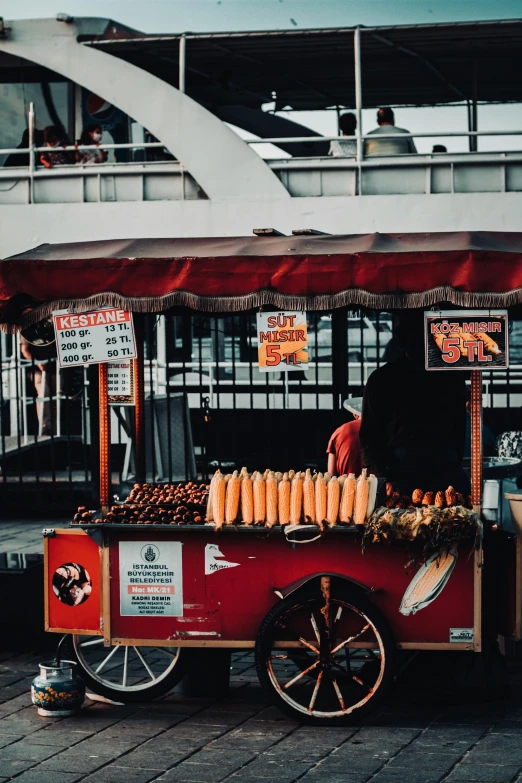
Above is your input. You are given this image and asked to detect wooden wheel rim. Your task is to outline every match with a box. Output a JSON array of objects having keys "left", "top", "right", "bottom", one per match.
[
  {"left": 73, "top": 635, "right": 182, "bottom": 693},
  {"left": 265, "top": 597, "right": 386, "bottom": 719}
]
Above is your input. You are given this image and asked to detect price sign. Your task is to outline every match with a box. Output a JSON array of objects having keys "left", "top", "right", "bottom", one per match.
[
  {"left": 53, "top": 307, "right": 137, "bottom": 368},
  {"left": 425, "top": 309, "right": 508, "bottom": 371},
  {"left": 108, "top": 361, "right": 135, "bottom": 405},
  {"left": 256, "top": 311, "right": 308, "bottom": 372}
]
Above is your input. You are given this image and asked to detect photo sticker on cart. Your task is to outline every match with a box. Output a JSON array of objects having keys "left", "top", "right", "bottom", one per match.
[
  {"left": 256, "top": 311, "right": 308, "bottom": 372},
  {"left": 52, "top": 563, "right": 92, "bottom": 606},
  {"left": 119, "top": 541, "right": 183, "bottom": 617},
  {"left": 399, "top": 550, "right": 457, "bottom": 616},
  {"left": 424, "top": 309, "right": 508, "bottom": 371},
  {"left": 52, "top": 307, "right": 137, "bottom": 368},
  {"left": 449, "top": 628, "right": 474, "bottom": 644}
]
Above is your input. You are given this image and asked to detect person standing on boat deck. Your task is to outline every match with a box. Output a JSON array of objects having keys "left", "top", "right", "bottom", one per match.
[
  {"left": 365, "top": 107, "right": 417, "bottom": 156},
  {"left": 328, "top": 112, "right": 357, "bottom": 157}
]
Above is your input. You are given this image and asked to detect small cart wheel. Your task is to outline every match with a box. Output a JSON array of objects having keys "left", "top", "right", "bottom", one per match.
[
  {"left": 65, "top": 636, "right": 189, "bottom": 703},
  {"left": 255, "top": 581, "right": 395, "bottom": 725}
]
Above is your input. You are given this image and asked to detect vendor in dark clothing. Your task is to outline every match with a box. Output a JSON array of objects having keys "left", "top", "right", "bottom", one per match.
[{"left": 359, "top": 311, "right": 468, "bottom": 496}]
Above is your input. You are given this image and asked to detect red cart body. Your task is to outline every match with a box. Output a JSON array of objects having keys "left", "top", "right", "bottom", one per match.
[{"left": 45, "top": 527, "right": 480, "bottom": 651}]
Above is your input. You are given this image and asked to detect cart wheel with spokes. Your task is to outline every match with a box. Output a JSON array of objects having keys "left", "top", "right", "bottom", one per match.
[
  {"left": 64, "top": 635, "right": 189, "bottom": 703},
  {"left": 255, "top": 580, "right": 395, "bottom": 725}
]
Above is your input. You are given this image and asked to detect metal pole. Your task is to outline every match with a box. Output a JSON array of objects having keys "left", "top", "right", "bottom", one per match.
[
  {"left": 134, "top": 353, "right": 145, "bottom": 483},
  {"left": 470, "top": 370, "right": 482, "bottom": 510},
  {"left": 471, "top": 59, "right": 478, "bottom": 153},
  {"left": 179, "top": 34, "right": 186, "bottom": 93},
  {"left": 99, "top": 363, "right": 110, "bottom": 515},
  {"left": 28, "top": 101, "right": 35, "bottom": 203},
  {"left": 354, "top": 27, "right": 363, "bottom": 164}
]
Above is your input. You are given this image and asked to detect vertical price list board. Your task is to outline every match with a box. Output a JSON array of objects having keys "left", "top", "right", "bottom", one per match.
[
  {"left": 108, "top": 361, "right": 135, "bottom": 405},
  {"left": 53, "top": 308, "right": 137, "bottom": 368}
]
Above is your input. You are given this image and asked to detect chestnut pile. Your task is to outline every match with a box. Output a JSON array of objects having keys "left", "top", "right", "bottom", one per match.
[
  {"left": 72, "top": 506, "right": 94, "bottom": 524},
  {"left": 101, "top": 504, "right": 203, "bottom": 525},
  {"left": 124, "top": 481, "right": 210, "bottom": 506}
]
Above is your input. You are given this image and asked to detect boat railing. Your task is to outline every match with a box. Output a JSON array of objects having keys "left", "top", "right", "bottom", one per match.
[{"left": 2, "top": 130, "right": 522, "bottom": 201}]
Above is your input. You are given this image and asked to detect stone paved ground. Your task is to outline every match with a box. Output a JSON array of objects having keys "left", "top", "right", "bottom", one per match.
[{"left": 1, "top": 648, "right": 522, "bottom": 783}]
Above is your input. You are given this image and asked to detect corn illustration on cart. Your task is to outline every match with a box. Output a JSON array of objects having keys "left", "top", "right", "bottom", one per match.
[{"left": 2, "top": 232, "right": 522, "bottom": 724}]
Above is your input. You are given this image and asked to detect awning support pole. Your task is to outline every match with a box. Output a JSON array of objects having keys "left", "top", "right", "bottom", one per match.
[
  {"left": 99, "top": 363, "right": 110, "bottom": 516},
  {"left": 471, "top": 369, "right": 483, "bottom": 653},
  {"left": 470, "top": 369, "right": 482, "bottom": 509},
  {"left": 179, "top": 34, "right": 186, "bottom": 93},
  {"left": 354, "top": 27, "right": 363, "bottom": 187},
  {"left": 134, "top": 347, "right": 145, "bottom": 483}
]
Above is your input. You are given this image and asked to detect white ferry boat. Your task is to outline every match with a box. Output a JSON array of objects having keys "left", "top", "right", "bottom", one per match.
[{"left": 1, "top": 16, "right": 521, "bottom": 506}]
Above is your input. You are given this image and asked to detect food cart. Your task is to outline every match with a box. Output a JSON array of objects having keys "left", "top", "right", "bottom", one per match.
[{"left": 1, "top": 232, "right": 521, "bottom": 725}]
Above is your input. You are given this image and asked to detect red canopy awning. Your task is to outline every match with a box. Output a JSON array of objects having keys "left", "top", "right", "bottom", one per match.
[{"left": 3, "top": 232, "right": 522, "bottom": 330}]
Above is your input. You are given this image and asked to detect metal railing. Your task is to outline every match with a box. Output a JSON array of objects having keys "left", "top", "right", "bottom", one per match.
[{"left": 2, "top": 312, "right": 522, "bottom": 510}]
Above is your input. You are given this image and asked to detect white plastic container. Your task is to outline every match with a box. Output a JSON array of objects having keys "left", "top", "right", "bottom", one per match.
[{"left": 504, "top": 491, "right": 522, "bottom": 534}]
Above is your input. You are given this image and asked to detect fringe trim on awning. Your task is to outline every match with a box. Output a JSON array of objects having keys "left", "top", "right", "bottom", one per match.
[{"left": 3, "top": 285, "right": 522, "bottom": 332}]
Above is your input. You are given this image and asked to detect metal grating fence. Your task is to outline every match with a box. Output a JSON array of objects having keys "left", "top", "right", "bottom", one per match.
[{"left": 1, "top": 310, "right": 522, "bottom": 512}]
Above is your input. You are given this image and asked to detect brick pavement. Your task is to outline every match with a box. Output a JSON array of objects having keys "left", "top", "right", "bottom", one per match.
[{"left": 1, "top": 649, "right": 522, "bottom": 783}]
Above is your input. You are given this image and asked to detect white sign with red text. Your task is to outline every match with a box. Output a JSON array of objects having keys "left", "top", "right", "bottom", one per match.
[
  {"left": 119, "top": 541, "right": 183, "bottom": 617},
  {"left": 53, "top": 308, "right": 137, "bottom": 368}
]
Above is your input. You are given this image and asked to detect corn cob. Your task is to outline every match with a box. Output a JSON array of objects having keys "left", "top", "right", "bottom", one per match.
[
  {"left": 434, "top": 491, "right": 445, "bottom": 508},
  {"left": 213, "top": 473, "right": 226, "bottom": 529},
  {"left": 315, "top": 472, "right": 327, "bottom": 525},
  {"left": 303, "top": 469, "right": 315, "bottom": 524},
  {"left": 476, "top": 332, "right": 501, "bottom": 354},
  {"left": 241, "top": 475, "right": 254, "bottom": 525},
  {"left": 445, "top": 486, "right": 457, "bottom": 507},
  {"left": 253, "top": 474, "right": 266, "bottom": 525},
  {"left": 354, "top": 469, "right": 369, "bottom": 527},
  {"left": 385, "top": 482, "right": 394, "bottom": 498},
  {"left": 290, "top": 474, "right": 303, "bottom": 525},
  {"left": 278, "top": 472, "right": 291, "bottom": 525},
  {"left": 327, "top": 476, "right": 340, "bottom": 526},
  {"left": 275, "top": 471, "right": 283, "bottom": 483},
  {"left": 400, "top": 551, "right": 456, "bottom": 615},
  {"left": 340, "top": 473, "right": 356, "bottom": 524},
  {"left": 206, "top": 470, "right": 220, "bottom": 522},
  {"left": 266, "top": 472, "right": 278, "bottom": 527},
  {"left": 422, "top": 491, "right": 434, "bottom": 507},
  {"left": 225, "top": 470, "right": 240, "bottom": 524},
  {"left": 324, "top": 472, "right": 332, "bottom": 482},
  {"left": 288, "top": 469, "right": 295, "bottom": 481},
  {"left": 366, "top": 473, "right": 378, "bottom": 519},
  {"left": 412, "top": 488, "right": 424, "bottom": 505},
  {"left": 338, "top": 474, "right": 347, "bottom": 489}
]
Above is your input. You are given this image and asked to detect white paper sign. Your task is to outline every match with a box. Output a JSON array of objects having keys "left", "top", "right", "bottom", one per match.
[
  {"left": 108, "top": 361, "right": 135, "bottom": 405},
  {"left": 204, "top": 543, "right": 239, "bottom": 575},
  {"left": 53, "top": 307, "right": 137, "bottom": 368},
  {"left": 256, "top": 311, "right": 308, "bottom": 372},
  {"left": 119, "top": 541, "right": 183, "bottom": 617}
]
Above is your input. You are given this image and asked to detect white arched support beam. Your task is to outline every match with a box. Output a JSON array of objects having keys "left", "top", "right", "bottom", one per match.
[{"left": 1, "top": 18, "right": 290, "bottom": 202}]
